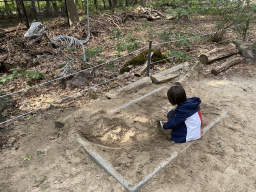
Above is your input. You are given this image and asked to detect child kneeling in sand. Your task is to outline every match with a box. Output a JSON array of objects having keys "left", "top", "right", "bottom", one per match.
[{"left": 161, "top": 83, "right": 203, "bottom": 143}]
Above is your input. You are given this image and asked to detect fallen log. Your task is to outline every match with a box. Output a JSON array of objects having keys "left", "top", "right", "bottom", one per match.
[
  {"left": 134, "top": 62, "right": 148, "bottom": 77},
  {"left": 211, "top": 55, "right": 243, "bottom": 76},
  {"left": 199, "top": 43, "right": 238, "bottom": 64},
  {"left": 150, "top": 72, "right": 179, "bottom": 84},
  {"left": 175, "top": 62, "right": 203, "bottom": 83}
]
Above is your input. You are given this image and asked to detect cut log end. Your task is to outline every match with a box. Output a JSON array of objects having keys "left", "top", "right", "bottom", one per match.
[
  {"left": 199, "top": 55, "right": 208, "bottom": 64},
  {"left": 211, "top": 69, "right": 218, "bottom": 76}
]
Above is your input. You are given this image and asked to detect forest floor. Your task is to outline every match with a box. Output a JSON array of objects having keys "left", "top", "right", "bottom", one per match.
[{"left": 1, "top": 9, "right": 256, "bottom": 192}]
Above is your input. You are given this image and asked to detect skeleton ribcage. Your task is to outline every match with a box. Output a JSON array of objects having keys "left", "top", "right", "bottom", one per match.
[{"left": 54, "top": 35, "right": 82, "bottom": 48}]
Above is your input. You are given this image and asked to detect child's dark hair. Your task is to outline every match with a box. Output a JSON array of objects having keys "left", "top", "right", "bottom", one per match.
[{"left": 167, "top": 82, "right": 187, "bottom": 105}]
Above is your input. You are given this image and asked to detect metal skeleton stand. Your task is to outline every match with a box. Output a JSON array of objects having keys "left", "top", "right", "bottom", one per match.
[{"left": 24, "top": 0, "right": 93, "bottom": 76}]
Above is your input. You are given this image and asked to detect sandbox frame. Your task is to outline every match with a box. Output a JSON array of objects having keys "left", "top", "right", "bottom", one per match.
[{"left": 77, "top": 87, "right": 227, "bottom": 192}]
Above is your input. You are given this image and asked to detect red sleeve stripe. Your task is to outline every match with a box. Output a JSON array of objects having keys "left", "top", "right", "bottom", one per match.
[{"left": 197, "top": 109, "right": 203, "bottom": 135}]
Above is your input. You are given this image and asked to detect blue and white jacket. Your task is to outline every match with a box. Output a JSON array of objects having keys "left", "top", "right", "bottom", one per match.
[{"left": 163, "top": 97, "right": 203, "bottom": 143}]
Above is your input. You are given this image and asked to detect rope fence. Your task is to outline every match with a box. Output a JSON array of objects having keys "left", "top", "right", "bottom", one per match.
[
  {"left": 1, "top": 20, "right": 256, "bottom": 125},
  {"left": 0, "top": 45, "right": 148, "bottom": 99},
  {"left": 1, "top": 20, "right": 255, "bottom": 99},
  {"left": 0, "top": 65, "right": 144, "bottom": 125}
]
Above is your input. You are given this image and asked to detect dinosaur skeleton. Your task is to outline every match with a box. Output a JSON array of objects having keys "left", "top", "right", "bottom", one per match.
[{"left": 24, "top": 0, "right": 93, "bottom": 76}]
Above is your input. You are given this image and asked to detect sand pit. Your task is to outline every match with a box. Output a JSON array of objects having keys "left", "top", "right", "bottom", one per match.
[
  {"left": 75, "top": 87, "right": 226, "bottom": 190},
  {"left": 2, "top": 77, "right": 256, "bottom": 192}
]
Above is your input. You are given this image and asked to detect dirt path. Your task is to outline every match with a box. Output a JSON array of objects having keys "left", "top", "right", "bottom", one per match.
[{"left": 1, "top": 74, "right": 256, "bottom": 192}]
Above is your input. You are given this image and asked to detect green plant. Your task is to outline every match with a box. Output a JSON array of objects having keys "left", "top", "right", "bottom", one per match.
[
  {"left": 0, "top": 67, "right": 43, "bottom": 85},
  {"left": 165, "top": 2, "right": 195, "bottom": 19},
  {"left": 85, "top": 48, "right": 103, "bottom": 61},
  {"left": 166, "top": 50, "right": 189, "bottom": 62},
  {"left": 116, "top": 41, "right": 142, "bottom": 53},
  {"left": 90, "top": 92, "right": 97, "bottom": 99},
  {"left": 156, "top": 31, "right": 170, "bottom": 42},
  {"left": 126, "top": 55, "right": 147, "bottom": 66},
  {"left": 114, "top": 29, "right": 123, "bottom": 38},
  {"left": 26, "top": 114, "right": 32, "bottom": 120},
  {"left": 157, "top": 31, "right": 204, "bottom": 48},
  {"left": 22, "top": 71, "right": 44, "bottom": 81},
  {"left": 107, "top": 61, "right": 116, "bottom": 72},
  {"left": 22, "top": 154, "right": 32, "bottom": 161},
  {"left": 135, "top": 26, "right": 143, "bottom": 31},
  {"left": 10, "top": 67, "right": 23, "bottom": 76},
  {"left": 192, "top": 0, "right": 256, "bottom": 42},
  {"left": 169, "top": 32, "right": 193, "bottom": 48},
  {"left": 120, "top": 54, "right": 147, "bottom": 74},
  {"left": 147, "top": 27, "right": 154, "bottom": 37},
  {"left": 115, "top": 34, "right": 142, "bottom": 53},
  {"left": 151, "top": 51, "right": 169, "bottom": 64},
  {"left": 35, "top": 176, "right": 47, "bottom": 185},
  {"left": 98, "top": 60, "right": 105, "bottom": 64},
  {"left": 126, "top": 35, "right": 135, "bottom": 42},
  {"left": 170, "top": 24, "right": 177, "bottom": 29},
  {"left": 0, "top": 67, "right": 23, "bottom": 84},
  {"left": 0, "top": 74, "right": 12, "bottom": 84},
  {"left": 59, "top": 63, "right": 67, "bottom": 68}
]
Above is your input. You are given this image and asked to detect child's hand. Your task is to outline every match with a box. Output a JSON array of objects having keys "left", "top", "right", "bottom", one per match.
[
  {"left": 160, "top": 121, "right": 164, "bottom": 129},
  {"left": 158, "top": 121, "right": 171, "bottom": 135},
  {"left": 158, "top": 120, "right": 165, "bottom": 133}
]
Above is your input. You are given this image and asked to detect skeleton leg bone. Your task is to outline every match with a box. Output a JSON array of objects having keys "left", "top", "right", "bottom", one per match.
[{"left": 61, "top": 59, "right": 75, "bottom": 76}]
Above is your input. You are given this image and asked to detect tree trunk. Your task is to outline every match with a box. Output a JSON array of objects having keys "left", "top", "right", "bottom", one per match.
[
  {"left": 94, "top": 0, "right": 98, "bottom": 10},
  {"left": 199, "top": 44, "right": 238, "bottom": 64},
  {"left": 103, "top": 0, "right": 106, "bottom": 9},
  {"left": 125, "top": 0, "right": 128, "bottom": 6},
  {"left": 139, "top": 0, "right": 145, "bottom": 6},
  {"left": 4, "top": 0, "right": 11, "bottom": 17},
  {"left": 133, "top": 0, "right": 138, "bottom": 5},
  {"left": 16, "top": 0, "right": 23, "bottom": 23},
  {"left": 45, "top": 0, "right": 51, "bottom": 17},
  {"left": 66, "top": 0, "right": 79, "bottom": 26},
  {"left": 111, "top": 0, "right": 114, "bottom": 13},
  {"left": 52, "top": 1, "right": 59, "bottom": 16},
  {"left": 113, "top": 0, "right": 117, "bottom": 7},
  {"left": 211, "top": 55, "right": 243, "bottom": 76},
  {"left": 31, "top": 0, "right": 38, "bottom": 20},
  {"left": 108, "top": 0, "right": 112, "bottom": 10}
]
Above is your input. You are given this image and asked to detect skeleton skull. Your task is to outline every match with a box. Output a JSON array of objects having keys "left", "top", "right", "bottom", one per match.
[{"left": 24, "top": 22, "right": 46, "bottom": 44}]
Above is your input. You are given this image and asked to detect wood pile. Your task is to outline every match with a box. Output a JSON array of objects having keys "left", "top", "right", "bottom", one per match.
[
  {"left": 121, "top": 6, "right": 165, "bottom": 22},
  {"left": 199, "top": 43, "right": 243, "bottom": 76}
]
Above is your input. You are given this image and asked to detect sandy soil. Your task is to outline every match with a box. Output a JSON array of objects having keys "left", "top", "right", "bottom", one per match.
[
  {"left": 1, "top": 73, "right": 256, "bottom": 192},
  {"left": 1, "top": 9, "right": 256, "bottom": 192},
  {"left": 72, "top": 87, "right": 222, "bottom": 185}
]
